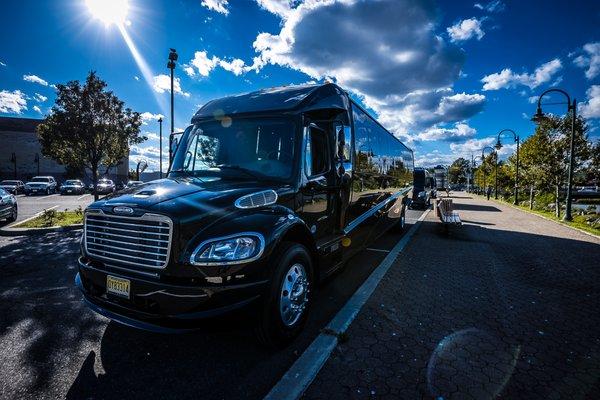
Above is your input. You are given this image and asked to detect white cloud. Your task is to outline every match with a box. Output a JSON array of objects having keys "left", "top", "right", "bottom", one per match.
[
  {"left": 481, "top": 59, "right": 562, "bottom": 91},
  {"left": 23, "top": 74, "right": 49, "bottom": 86},
  {"left": 473, "top": 0, "right": 505, "bottom": 13},
  {"left": 185, "top": 51, "right": 260, "bottom": 78},
  {"left": 250, "top": 0, "right": 478, "bottom": 143},
  {"left": 33, "top": 93, "right": 47, "bottom": 102},
  {"left": 0, "top": 61, "right": 6, "bottom": 67},
  {"left": 447, "top": 18, "right": 485, "bottom": 42},
  {"left": 256, "top": 0, "right": 293, "bottom": 18},
  {"left": 414, "top": 150, "right": 456, "bottom": 167},
  {"left": 219, "top": 58, "right": 246, "bottom": 76},
  {"left": 152, "top": 74, "right": 190, "bottom": 97},
  {"left": 140, "top": 111, "right": 165, "bottom": 125},
  {"left": 580, "top": 85, "right": 600, "bottom": 119},
  {"left": 134, "top": 76, "right": 140, "bottom": 81},
  {"left": 145, "top": 132, "right": 161, "bottom": 141},
  {"left": 0, "top": 90, "right": 28, "bottom": 114},
  {"left": 572, "top": 42, "right": 600, "bottom": 80},
  {"left": 417, "top": 122, "right": 477, "bottom": 142},
  {"left": 187, "top": 51, "right": 219, "bottom": 77},
  {"left": 33, "top": 105, "right": 42, "bottom": 114},
  {"left": 369, "top": 89, "right": 485, "bottom": 139},
  {"left": 201, "top": 0, "right": 229, "bottom": 15},
  {"left": 450, "top": 137, "right": 495, "bottom": 155}
]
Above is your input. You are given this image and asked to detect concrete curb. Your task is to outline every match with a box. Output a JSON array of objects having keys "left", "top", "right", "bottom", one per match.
[
  {"left": 264, "top": 209, "right": 431, "bottom": 400},
  {"left": 0, "top": 224, "right": 83, "bottom": 237}
]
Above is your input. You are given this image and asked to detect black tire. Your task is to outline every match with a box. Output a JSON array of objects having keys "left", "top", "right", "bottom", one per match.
[
  {"left": 7, "top": 206, "right": 17, "bottom": 223},
  {"left": 255, "top": 242, "right": 314, "bottom": 349},
  {"left": 46, "top": 188, "right": 50, "bottom": 195}
]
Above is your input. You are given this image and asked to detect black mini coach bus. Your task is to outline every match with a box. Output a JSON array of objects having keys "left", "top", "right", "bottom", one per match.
[{"left": 76, "top": 83, "right": 414, "bottom": 346}]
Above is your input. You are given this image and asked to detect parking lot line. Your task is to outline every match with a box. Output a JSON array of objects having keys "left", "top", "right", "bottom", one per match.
[
  {"left": 36, "top": 193, "right": 61, "bottom": 200},
  {"left": 77, "top": 194, "right": 90, "bottom": 201}
]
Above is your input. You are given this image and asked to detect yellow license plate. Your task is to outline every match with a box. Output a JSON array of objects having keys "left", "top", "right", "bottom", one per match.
[{"left": 106, "top": 275, "right": 130, "bottom": 298}]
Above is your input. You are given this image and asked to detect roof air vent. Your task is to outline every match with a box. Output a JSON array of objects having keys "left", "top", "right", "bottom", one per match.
[{"left": 235, "top": 190, "right": 278, "bottom": 209}]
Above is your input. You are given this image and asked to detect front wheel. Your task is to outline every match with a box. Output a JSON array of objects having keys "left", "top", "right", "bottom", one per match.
[
  {"left": 255, "top": 242, "right": 313, "bottom": 348},
  {"left": 7, "top": 206, "right": 17, "bottom": 223}
]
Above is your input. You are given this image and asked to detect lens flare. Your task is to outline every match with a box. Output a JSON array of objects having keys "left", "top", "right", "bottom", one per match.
[{"left": 85, "top": 0, "right": 129, "bottom": 26}]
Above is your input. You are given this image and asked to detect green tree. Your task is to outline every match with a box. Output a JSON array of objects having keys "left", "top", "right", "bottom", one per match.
[
  {"left": 37, "top": 72, "right": 144, "bottom": 200},
  {"left": 584, "top": 140, "right": 600, "bottom": 186},
  {"left": 448, "top": 157, "right": 470, "bottom": 184},
  {"left": 517, "top": 113, "right": 591, "bottom": 216}
]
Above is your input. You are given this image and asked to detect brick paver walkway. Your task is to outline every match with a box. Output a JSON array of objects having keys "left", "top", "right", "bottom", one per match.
[{"left": 304, "top": 193, "right": 600, "bottom": 400}]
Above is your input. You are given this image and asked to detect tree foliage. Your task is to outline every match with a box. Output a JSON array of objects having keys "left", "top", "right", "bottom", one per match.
[
  {"left": 448, "top": 157, "right": 470, "bottom": 184},
  {"left": 37, "top": 72, "right": 144, "bottom": 199}
]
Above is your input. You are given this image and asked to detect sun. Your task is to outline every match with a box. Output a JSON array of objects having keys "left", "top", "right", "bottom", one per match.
[{"left": 85, "top": 0, "right": 129, "bottom": 26}]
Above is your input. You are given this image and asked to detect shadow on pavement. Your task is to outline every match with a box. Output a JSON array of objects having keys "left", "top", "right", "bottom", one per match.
[
  {"left": 453, "top": 203, "right": 502, "bottom": 212},
  {"left": 330, "top": 217, "right": 600, "bottom": 399}
]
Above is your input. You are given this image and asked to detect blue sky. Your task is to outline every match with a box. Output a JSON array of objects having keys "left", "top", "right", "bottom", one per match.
[{"left": 1, "top": 0, "right": 599, "bottom": 171}]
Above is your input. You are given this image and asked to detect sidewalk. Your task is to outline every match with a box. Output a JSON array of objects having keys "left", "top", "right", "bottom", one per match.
[{"left": 304, "top": 193, "right": 600, "bottom": 399}]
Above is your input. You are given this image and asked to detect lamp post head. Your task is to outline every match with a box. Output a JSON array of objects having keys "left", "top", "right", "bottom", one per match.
[
  {"left": 531, "top": 105, "right": 546, "bottom": 124},
  {"left": 158, "top": 117, "right": 162, "bottom": 123},
  {"left": 495, "top": 139, "right": 502, "bottom": 150},
  {"left": 168, "top": 48, "right": 178, "bottom": 62}
]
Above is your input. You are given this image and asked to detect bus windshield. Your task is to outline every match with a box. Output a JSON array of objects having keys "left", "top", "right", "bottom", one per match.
[{"left": 170, "top": 117, "right": 296, "bottom": 181}]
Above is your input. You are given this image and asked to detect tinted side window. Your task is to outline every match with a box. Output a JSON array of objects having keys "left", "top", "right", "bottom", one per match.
[{"left": 305, "top": 127, "right": 329, "bottom": 177}]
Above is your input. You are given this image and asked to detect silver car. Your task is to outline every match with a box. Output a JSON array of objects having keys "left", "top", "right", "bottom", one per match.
[{"left": 0, "top": 187, "right": 18, "bottom": 222}]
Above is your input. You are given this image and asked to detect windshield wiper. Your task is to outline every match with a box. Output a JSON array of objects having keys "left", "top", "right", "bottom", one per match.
[{"left": 216, "top": 164, "right": 263, "bottom": 180}]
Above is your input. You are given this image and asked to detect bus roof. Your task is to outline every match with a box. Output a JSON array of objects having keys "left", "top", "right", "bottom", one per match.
[{"left": 192, "top": 83, "right": 349, "bottom": 122}]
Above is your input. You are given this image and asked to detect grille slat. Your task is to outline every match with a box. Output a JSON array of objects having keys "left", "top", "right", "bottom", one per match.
[
  {"left": 85, "top": 229, "right": 169, "bottom": 244},
  {"left": 84, "top": 211, "right": 172, "bottom": 270},
  {"left": 86, "top": 222, "right": 170, "bottom": 237}
]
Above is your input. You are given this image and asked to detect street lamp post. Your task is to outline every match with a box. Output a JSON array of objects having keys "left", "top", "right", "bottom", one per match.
[
  {"left": 482, "top": 146, "right": 495, "bottom": 200},
  {"left": 34, "top": 153, "right": 40, "bottom": 176},
  {"left": 532, "top": 88, "right": 577, "bottom": 221},
  {"left": 495, "top": 129, "right": 520, "bottom": 205},
  {"left": 158, "top": 117, "right": 163, "bottom": 179},
  {"left": 167, "top": 48, "right": 178, "bottom": 165}
]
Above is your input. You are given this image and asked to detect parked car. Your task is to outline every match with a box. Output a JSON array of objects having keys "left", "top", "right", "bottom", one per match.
[
  {"left": 24, "top": 176, "right": 57, "bottom": 195},
  {"left": 0, "top": 180, "right": 25, "bottom": 195},
  {"left": 94, "top": 179, "right": 116, "bottom": 195},
  {"left": 0, "top": 187, "right": 18, "bottom": 222},
  {"left": 60, "top": 179, "right": 86, "bottom": 195},
  {"left": 76, "top": 83, "right": 414, "bottom": 347}
]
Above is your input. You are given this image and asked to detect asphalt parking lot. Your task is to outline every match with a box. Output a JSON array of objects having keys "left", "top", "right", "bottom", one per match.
[
  {"left": 0, "top": 206, "right": 425, "bottom": 399},
  {"left": 7, "top": 193, "right": 94, "bottom": 225}
]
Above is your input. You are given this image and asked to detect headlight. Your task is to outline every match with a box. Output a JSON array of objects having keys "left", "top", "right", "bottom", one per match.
[{"left": 190, "top": 233, "right": 265, "bottom": 266}]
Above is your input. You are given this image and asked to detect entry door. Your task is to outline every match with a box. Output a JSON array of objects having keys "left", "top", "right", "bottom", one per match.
[{"left": 300, "top": 125, "right": 334, "bottom": 242}]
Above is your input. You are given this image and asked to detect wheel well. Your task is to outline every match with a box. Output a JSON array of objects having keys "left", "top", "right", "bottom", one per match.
[{"left": 279, "top": 224, "right": 320, "bottom": 281}]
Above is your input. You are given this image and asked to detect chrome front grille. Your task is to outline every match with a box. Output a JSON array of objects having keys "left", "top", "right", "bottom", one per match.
[{"left": 84, "top": 211, "right": 173, "bottom": 270}]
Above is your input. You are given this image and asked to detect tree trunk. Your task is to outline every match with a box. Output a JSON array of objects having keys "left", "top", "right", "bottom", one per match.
[
  {"left": 555, "top": 185, "right": 560, "bottom": 219},
  {"left": 92, "top": 165, "right": 99, "bottom": 202},
  {"left": 529, "top": 186, "right": 534, "bottom": 210}
]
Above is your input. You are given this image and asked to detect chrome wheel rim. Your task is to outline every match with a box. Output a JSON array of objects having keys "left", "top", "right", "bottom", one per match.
[{"left": 279, "top": 263, "right": 309, "bottom": 327}]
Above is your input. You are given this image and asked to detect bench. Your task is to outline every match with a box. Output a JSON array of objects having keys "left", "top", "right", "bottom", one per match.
[{"left": 436, "top": 198, "right": 462, "bottom": 227}]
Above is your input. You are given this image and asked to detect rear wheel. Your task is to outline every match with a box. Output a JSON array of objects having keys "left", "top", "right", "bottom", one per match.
[{"left": 255, "top": 242, "right": 313, "bottom": 348}]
